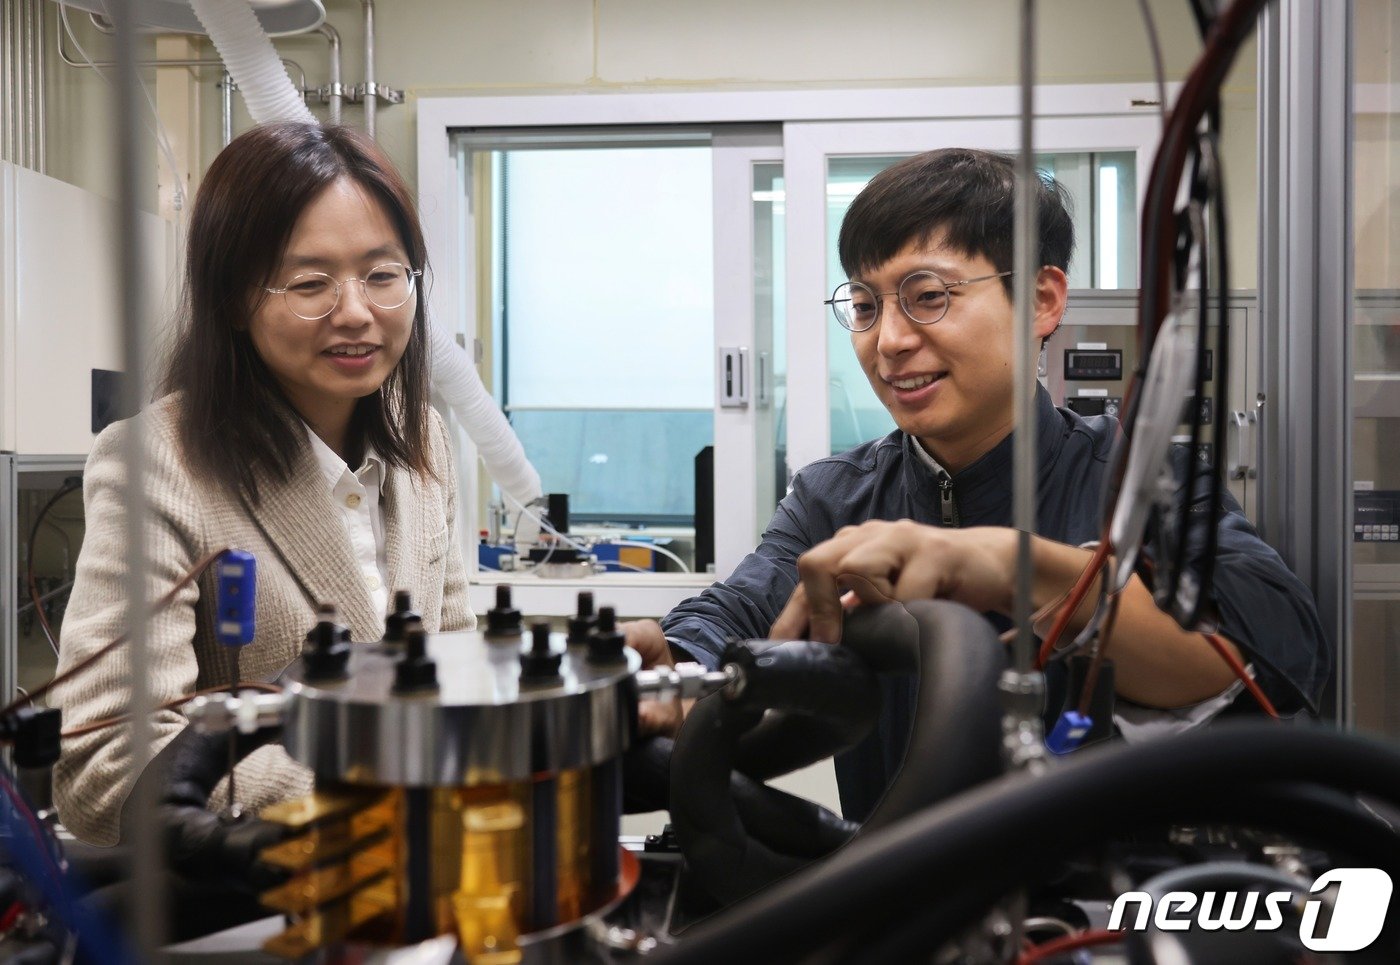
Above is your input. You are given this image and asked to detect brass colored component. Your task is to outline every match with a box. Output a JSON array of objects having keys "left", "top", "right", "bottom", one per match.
[
  {"left": 261, "top": 786, "right": 391, "bottom": 829},
  {"left": 259, "top": 792, "right": 397, "bottom": 871},
  {"left": 453, "top": 891, "right": 522, "bottom": 965},
  {"left": 262, "top": 878, "right": 397, "bottom": 959},
  {"left": 452, "top": 784, "right": 529, "bottom": 963},
  {"left": 260, "top": 839, "right": 395, "bottom": 915},
  {"left": 555, "top": 768, "right": 591, "bottom": 921}
]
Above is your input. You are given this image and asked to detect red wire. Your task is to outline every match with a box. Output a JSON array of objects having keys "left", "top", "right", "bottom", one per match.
[
  {"left": 1035, "top": 540, "right": 1113, "bottom": 669},
  {"left": 1204, "top": 632, "right": 1278, "bottom": 718},
  {"left": 1016, "top": 928, "right": 1124, "bottom": 965}
]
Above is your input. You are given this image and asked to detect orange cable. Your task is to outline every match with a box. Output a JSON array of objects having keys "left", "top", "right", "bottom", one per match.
[{"left": 1204, "top": 631, "right": 1278, "bottom": 719}]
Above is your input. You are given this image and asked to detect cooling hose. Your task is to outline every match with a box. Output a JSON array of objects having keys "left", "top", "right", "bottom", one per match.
[{"left": 656, "top": 722, "right": 1400, "bottom": 965}]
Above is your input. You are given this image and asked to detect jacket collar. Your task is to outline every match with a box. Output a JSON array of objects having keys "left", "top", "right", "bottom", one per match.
[
  {"left": 239, "top": 440, "right": 383, "bottom": 641},
  {"left": 901, "top": 383, "right": 1069, "bottom": 523}
]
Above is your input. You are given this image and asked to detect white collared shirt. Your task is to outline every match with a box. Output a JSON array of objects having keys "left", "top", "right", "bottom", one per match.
[{"left": 304, "top": 426, "right": 389, "bottom": 618}]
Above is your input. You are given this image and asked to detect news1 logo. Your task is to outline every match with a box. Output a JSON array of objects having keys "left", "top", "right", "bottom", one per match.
[{"left": 1107, "top": 868, "right": 1393, "bottom": 952}]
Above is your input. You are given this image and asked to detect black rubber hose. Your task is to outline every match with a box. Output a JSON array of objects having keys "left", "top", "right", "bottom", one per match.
[
  {"left": 845, "top": 778, "right": 1400, "bottom": 965},
  {"left": 730, "top": 640, "right": 881, "bottom": 781},
  {"left": 624, "top": 735, "right": 856, "bottom": 858},
  {"left": 120, "top": 723, "right": 289, "bottom": 894},
  {"left": 848, "top": 600, "right": 1005, "bottom": 834},
  {"left": 669, "top": 692, "right": 808, "bottom": 905},
  {"left": 655, "top": 723, "right": 1400, "bottom": 965}
]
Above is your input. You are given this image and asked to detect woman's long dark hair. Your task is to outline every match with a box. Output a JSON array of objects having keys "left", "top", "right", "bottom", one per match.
[{"left": 163, "top": 122, "right": 433, "bottom": 503}]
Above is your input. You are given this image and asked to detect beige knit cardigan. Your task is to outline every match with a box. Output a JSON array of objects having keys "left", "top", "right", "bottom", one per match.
[{"left": 51, "top": 396, "right": 475, "bottom": 845}]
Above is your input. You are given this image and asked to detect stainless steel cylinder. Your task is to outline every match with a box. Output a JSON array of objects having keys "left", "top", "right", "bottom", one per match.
[
  {"left": 280, "top": 629, "right": 640, "bottom": 786},
  {"left": 263, "top": 625, "right": 641, "bottom": 961}
]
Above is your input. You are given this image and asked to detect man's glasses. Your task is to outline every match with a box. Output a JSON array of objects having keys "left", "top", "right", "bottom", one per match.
[
  {"left": 825, "top": 269, "right": 1013, "bottom": 332},
  {"left": 264, "top": 262, "right": 422, "bottom": 321}
]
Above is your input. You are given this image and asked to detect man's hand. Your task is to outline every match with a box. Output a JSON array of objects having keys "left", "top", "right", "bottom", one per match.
[
  {"left": 770, "top": 522, "right": 1018, "bottom": 642},
  {"left": 622, "top": 619, "right": 686, "bottom": 737}
]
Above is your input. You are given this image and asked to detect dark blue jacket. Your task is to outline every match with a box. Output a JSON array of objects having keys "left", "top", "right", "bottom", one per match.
[{"left": 662, "top": 385, "right": 1332, "bottom": 819}]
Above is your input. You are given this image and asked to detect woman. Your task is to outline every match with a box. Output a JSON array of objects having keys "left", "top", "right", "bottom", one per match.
[{"left": 52, "top": 123, "right": 473, "bottom": 846}]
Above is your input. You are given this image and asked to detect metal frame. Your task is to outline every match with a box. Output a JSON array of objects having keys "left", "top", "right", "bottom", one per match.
[
  {"left": 0, "top": 454, "right": 85, "bottom": 718},
  {"left": 1256, "top": 0, "right": 1353, "bottom": 725}
]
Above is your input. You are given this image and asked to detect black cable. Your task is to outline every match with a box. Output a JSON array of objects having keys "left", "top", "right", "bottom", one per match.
[
  {"left": 1187, "top": 132, "right": 1231, "bottom": 630},
  {"left": 25, "top": 479, "right": 82, "bottom": 657},
  {"left": 1102, "top": 0, "right": 1265, "bottom": 539},
  {"left": 1163, "top": 145, "right": 1216, "bottom": 615}
]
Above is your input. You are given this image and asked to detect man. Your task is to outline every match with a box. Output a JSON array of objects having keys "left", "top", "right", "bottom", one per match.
[{"left": 628, "top": 148, "right": 1329, "bottom": 821}]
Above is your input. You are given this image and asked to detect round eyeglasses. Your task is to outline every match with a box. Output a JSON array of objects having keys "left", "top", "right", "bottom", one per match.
[
  {"left": 264, "top": 262, "right": 422, "bottom": 321},
  {"left": 825, "top": 269, "right": 1013, "bottom": 332}
]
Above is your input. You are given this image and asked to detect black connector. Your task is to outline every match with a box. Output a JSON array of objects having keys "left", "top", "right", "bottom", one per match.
[
  {"left": 567, "top": 591, "right": 598, "bottom": 646},
  {"left": 2, "top": 705, "right": 62, "bottom": 769},
  {"left": 393, "top": 621, "right": 439, "bottom": 694},
  {"left": 588, "top": 606, "right": 627, "bottom": 664},
  {"left": 383, "top": 590, "right": 420, "bottom": 647},
  {"left": 485, "top": 584, "right": 523, "bottom": 636},
  {"left": 520, "top": 621, "right": 562, "bottom": 682},
  {"left": 302, "top": 603, "right": 352, "bottom": 682}
]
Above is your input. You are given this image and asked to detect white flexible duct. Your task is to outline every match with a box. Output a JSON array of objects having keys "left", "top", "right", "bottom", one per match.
[
  {"left": 186, "top": 0, "right": 316, "bottom": 126},
  {"left": 427, "top": 322, "right": 544, "bottom": 517},
  {"left": 185, "top": 0, "right": 545, "bottom": 524}
]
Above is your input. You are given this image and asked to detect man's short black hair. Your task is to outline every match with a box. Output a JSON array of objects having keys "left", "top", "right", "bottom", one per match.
[{"left": 838, "top": 148, "right": 1074, "bottom": 299}]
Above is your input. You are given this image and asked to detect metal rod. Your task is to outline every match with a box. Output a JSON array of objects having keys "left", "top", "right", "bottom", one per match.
[
  {"left": 997, "top": 0, "right": 1048, "bottom": 776},
  {"left": 23, "top": 0, "right": 34, "bottom": 170},
  {"left": 320, "top": 22, "right": 342, "bottom": 125},
  {"left": 114, "top": 0, "right": 162, "bottom": 953},
  {"left": 34, "top": 0, "right": 43, "bottom": 173},
  {"left": 3, "top": 0, "right": 13, "bottom": 163},
  {"left": 1012, "top": 0, "right": 1038, "bottom": 674},
  {"left": 362, "top": 0, "right": 376, "bottom": 136},
  {"left": 54, "top": 10, "right": 309, "bottom": 94},
  {"left": 221, "top": 71, "right": 233, "bottom": 146}
]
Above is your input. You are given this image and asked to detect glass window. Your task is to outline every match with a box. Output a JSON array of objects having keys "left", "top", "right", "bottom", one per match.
[
  {"left": 824, "top": 151, "right": 1139, "bottom": 454},
  {"left": 483, "top": 144, "right": 715, "bottom": 525},
  {"left": 1350, "top": 0, "right": 1400, "bottom": 736}
]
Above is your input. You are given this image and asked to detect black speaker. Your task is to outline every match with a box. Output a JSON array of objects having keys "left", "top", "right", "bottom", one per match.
[{"left": 695, "top": 446, "right": 714, "bottom": 574}]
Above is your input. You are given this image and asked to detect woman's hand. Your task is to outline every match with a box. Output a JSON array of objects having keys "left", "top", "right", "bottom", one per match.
[{"left": 770, "top": 521, "right": 1018, "bottom": 642}]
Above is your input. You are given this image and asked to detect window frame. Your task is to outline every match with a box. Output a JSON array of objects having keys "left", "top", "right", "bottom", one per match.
[{"left": 416, "top": 85, "right": 1171, "bottom": 612}]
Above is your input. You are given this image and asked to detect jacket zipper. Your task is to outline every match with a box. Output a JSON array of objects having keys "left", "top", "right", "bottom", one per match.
[{"left": 938, "top": 472, "right": 960, "bottom": 527}]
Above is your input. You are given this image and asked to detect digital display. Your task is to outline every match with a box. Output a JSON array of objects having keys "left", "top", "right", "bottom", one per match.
[{"left": 1064, "top": 349, "right": 1124, "bottom": 381}]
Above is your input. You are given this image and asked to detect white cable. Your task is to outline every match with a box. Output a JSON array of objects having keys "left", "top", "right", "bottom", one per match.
[
  {"left": 500, "top": 487, "right": 590, "bottom": 554},
  {"left": 606, "top": 540, "right": 691, "bottom": 574}
]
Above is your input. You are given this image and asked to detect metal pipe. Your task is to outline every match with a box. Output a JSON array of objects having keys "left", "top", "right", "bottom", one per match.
[
  {"left": 1012, "top": 0, "right": 1038, "bottom": 675},
  {"left": 54, "top": 9, "right": 310, "bottom": 94},
  {"left": 34, "top": 0, "right": 42, "bottom": 173},
  {"left": 24, "top": 0, "right": 35, "bottom": 170},
  {"left": 999, "top": 0, "right": 1047, "bottom": 774},
  {"left": 113, "top": 0, "right": 162, "bottom": 953},
  {"left": 362, "top": 0, "right": 375, "bottom": 136},
  {"left": 320, "top": 22, "right": 342, "bottom": 125},
  {"left": 221, "top": 70, "right": 233, "bottom": 146},
  {"left": 3, "top": 0, "right": 13, "bottom": 162}
]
